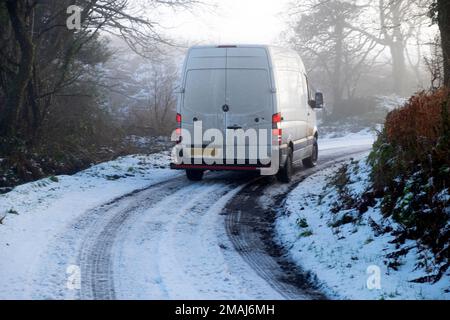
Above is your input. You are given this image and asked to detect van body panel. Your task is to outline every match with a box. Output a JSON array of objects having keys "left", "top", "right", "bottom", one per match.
[
  {"left": 226, "top": 47, "right": 270, "bottom": 69},
  {"left": 225, "top": 67, "right": 273, "bottom": 162},
  {"left": 268, "top": 46, "right": 310, "bottom": 162},
  {"left": 183, "top": 68, "right": 226, "bottom": 148},
  {"left": 185, "top": 47, "right": 227, "bottom": 70},
  {"left": 226, "top": 48, "right": 273, "bottom": 163}
]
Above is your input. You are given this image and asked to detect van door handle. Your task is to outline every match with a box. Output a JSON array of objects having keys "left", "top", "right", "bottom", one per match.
[{"left": 227, "top": 125, "right": 242, "bottom": 130}]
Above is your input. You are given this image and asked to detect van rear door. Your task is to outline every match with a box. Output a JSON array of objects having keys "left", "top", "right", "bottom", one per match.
[
  {"left": 182, "top": 48, "right": 227, "bottom": 159},
  {"left": 182, "top": 46, "right": 273, "bottom": 165},
  {"left": 225, "top": 47, "right": 273, "bottom": 163}
]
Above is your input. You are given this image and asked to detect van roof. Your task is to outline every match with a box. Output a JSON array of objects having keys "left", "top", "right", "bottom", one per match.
[
  {"left": 189, "top": 44, "right": 299, "bottom": 56},
  {"left": 186, "top": 45, "right": 304, "bottom": 72},
  {"left": 189, "top": 44, "right": 290, "bottom": 50},
  {"left": 189, "top": 43, "right": 297, "bottom": 53},
  {"left": 189, "top": 44, "right": 268, "bottom": 49}
]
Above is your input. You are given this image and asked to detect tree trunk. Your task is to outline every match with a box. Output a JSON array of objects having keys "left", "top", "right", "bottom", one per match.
[
  {"left": 332, "top": 20, "right": 344, "bottom": 114},
  {"left": 437, "top": 0, "right": 450, "bottom": 87},
  {"left": 390, "top": 41, "right": 407, "bottom": 96},
  {"left": 390, "top": 0, "right": 407, "bottom": 96},
  {"left": 0, "top": 1, "right": 35, "bottom": 138}
]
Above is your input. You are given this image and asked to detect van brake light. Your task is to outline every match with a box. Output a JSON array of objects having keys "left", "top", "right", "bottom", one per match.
[
  {"left": 272, "top": 113, "right": 282, "bottom": 144},
  {"left": 272, "top": 113, "right": 282, "bottom": 124},
  {"left": 175, "top": 113, "right": 182, "bottom": 144},
  {"left": 272, "top": 129, "right": 282, "bottom": 136}
]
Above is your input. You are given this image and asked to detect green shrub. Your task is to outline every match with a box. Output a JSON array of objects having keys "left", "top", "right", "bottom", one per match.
[
  {"left": 299, "top": 230, "right": 313, "bottom": 238},
  {"left": 368, "top": 89, "right": 450, "bottom": 282},
  {"left": 296, "top": 217, "right": 309, "bottom": 228}
]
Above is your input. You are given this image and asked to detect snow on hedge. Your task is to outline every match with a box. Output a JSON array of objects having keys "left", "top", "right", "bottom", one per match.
[{"left": 275, "top": 155, "right": 450, "bottom": 300}]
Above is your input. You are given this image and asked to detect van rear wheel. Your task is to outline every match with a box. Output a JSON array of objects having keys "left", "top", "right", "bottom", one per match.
[
  {"left": 277, "top": 148, "right": 293, "bottom": 183},
  {"left": 186, "top": 170, "right": 204, "bottom": 181},
  {"left": 303, "top": 138, "right": 318, "bottom": 168}
]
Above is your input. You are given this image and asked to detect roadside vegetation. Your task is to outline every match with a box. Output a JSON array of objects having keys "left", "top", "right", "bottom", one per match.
[
  {"left": 366, "top": 88, "right": 449, "bottom": 282},
  {"left": 320, "top": 0, "right": 450, "bottom": 283},
  {"left": 280, "top": 0, "right": 450, "bottom": 294},
  {"left": 0, "top": 1, "right": 188, "bottom": 193}
]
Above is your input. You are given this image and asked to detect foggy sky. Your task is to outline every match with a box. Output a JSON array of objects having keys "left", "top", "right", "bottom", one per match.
[{"left": 150, "top": 0, "right": 292, "bottom": 45}]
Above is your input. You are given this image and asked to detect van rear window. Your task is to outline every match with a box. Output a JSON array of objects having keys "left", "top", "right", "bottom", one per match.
[
  {"left": 184, "top": 69, "right": 225, "bottom": 114},
  {"left": 183, "top": 69, "right": 271, "bottom": 114},
  {"left": 226, "top": 69, "right": 271, "bottom": 113}
]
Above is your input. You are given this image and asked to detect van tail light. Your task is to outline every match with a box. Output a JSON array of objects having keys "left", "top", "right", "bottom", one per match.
[
  {"left": 175, "top": 113, "right": 182, "bottom": 143},
  {"left": 272, "top": 129, "right": 282, "bottom": 144},
  {"left": 272, "top": 113, "right": 282, "bottom": 144},
  {"left": 272, "top": 113, "right": 282, "bottom": 125}
]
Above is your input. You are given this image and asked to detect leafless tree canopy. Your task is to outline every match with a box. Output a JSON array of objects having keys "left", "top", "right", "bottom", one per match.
[
  {"left": 286, "top": 0, "right": 449, "bottom": 122},
  {"left": 0, "top": 0, "right": 193, "bottom": 140}
]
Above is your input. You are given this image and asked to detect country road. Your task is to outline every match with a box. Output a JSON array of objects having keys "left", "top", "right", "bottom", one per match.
[
  {"left": 58, "top": 144, "right": 371, "bottom": 299},
  {"left": 0, "top": 135, "right": 373, "bottom": 300},
  {"left": 2, "top": 0, "right": 449, "bottom": 304}
]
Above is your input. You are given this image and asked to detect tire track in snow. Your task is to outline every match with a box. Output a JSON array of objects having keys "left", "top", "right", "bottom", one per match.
[
  {"left": 115, "top": 181, "right": 232, "bottom": 299},
  {"left": 111, "top": 174, "right": 285, "bottom": 300},
  {"left": 155, "top": 183, "right": 238, "bottom": 299},
  {"left": 78, "top": 177, "right": 188, "bottom": 300},
  {"left": 74, "top": 146, "right": 370, "bottom": 300},
  {"left": 224, "top": 148, "right": 372, "bottom": 300},
  {"left": 77, "top": 172, "right": 268, "bottom": 299}
]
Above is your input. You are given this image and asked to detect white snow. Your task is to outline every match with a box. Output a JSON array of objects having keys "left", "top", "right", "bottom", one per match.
[
  {"left": 319, "top": 128, "right": 376, "bottom": 151},
  {"left": 3, "top": 128, "right": 436, "bottom": 300},
  {"left": 113, "top": 180, "right": 283, "bottom": 300},
  {"left": 0, "top": 150, "right": 284, "bottom": 300},
  {"left": 375, "top": 95, "right": 408, "bottom": 112},
  {"left": 0, "top": 152, "right": 181, "bottom": 299},
  {"left": 275, "top": 156, "right": 450, "bottom": 300}
]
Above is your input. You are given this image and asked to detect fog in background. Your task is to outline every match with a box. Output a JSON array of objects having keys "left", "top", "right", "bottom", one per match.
[{"left": 104, "top": 0, "right": 442, "bottom": 136}]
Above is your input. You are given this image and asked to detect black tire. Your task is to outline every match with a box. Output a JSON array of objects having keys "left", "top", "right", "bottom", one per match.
[
  {"left": 186, "top": 169, "right": 204, "bottom": 181},
  {"left": 303, "top": 138, "right": 318, "bottom": 168},
  {"left": 277, "top": 148, "right": 293, "bottom": 183}
]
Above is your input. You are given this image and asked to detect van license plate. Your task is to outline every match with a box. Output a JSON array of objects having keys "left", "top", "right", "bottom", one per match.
[{"left": 191, "top": 148, "right": 220, "bottom": 157}]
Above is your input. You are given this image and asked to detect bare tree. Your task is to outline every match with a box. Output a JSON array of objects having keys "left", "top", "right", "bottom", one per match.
[
  {"left": 423, "top": 35, "right": 444, "bottom": 89},
  {"left": 430, "top": 0, "right": 450, "bottom": 87},
  {"left": 288, "top": 0, "right": 381, "bottom": 111},
  {"left": 100, "top": 48, "right": 179, "bottom": 136},
  {"left": 129, "top": 58, "right": 178, "bottom": 135},
  {"left": 346, "top": 0, "right": 430, "bottom": 95},
  {"left": 0, "top": 0, "right": 195, "bottom": 140}
]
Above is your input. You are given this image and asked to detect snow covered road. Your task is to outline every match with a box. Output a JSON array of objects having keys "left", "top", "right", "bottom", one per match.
[
  {"left": 76, "top": 174, "right": 285, "bottom": 300},
  {"left": 0, "top": 133, "right": 375, "bottom": 300}
]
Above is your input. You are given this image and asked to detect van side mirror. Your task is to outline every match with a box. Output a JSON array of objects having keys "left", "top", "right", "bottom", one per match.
[
  {"left": 314, "top": 92, "right": 324, "bottom": 109},
  {"left": 174, "top": 87, "right": 185, "bottom": 94}
]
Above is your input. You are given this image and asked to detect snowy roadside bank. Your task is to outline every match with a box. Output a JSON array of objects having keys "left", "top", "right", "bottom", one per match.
[
  {"left": 0, "top": 152, "right": 180, "bottom": 299},
  {"left": 275, "top": 154, "right": 450, "bottom": 300},
  {"left": 319, "top": 128, "right": 376, "bottom": 151},
  {"left": 0, "top": 129, "right": 380, "bottom": 299}
]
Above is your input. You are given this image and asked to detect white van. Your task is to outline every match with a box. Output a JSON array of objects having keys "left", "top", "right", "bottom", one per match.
[{"left": 170, "top": 45, "right": 323, "bottom": 182}]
